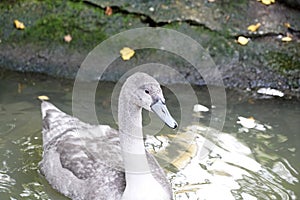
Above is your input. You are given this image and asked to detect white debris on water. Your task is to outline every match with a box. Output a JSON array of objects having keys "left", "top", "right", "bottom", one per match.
[
  {"left": 257, "top": 88, "right": 284, "bottom": 97},
  {"left": 237, "top": 116, "right": 272, "bottom": 132},
  {"left": 193, "top": 104, "right": 209, "bottom": 112}
]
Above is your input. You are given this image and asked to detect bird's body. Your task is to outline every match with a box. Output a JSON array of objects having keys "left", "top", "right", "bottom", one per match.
[{"left": 40, "top": 73, "right": 177, "bottom": 200}]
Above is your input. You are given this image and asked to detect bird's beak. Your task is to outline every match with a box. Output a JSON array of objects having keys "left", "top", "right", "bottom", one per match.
[{"left": 151, "top": 99, "right": 178, "bottom": 129}]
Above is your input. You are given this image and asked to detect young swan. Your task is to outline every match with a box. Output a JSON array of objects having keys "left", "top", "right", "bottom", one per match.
[
  {"left": 119, "top": 73, "right": 177, "bottom": 200},
  {"left": 40, "top": 72, "right": 177, "bottom": 200}
]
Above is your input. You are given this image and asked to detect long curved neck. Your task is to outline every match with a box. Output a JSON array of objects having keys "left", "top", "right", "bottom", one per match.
[
  {"left": 117, "top": 78, "right": 171, "bottom": 200},
  {"left": 118, "top": 92, "right": 151, "bottom": 179}
]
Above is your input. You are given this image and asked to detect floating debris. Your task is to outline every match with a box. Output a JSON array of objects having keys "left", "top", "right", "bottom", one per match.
[
  {"left": 237, "top": 116, "right": 271, "bottom": 132},
  {"left": 237, "top": 116, "right": 256, "bottom": 129},
  {"left": 37, "top": 95, "right": 50, "bottom": 101},
  {"left": 247, "top": 23, "right": 261, "bottom": 32},
  {"left": 14, "top": 20, "right": 25, "bottom": 30},
  {"left": 237, "top": 36, "right": 249, "bottom": 45},
  {"left": 120, "top": 47, "right": 135, "bottom": 61},
  {"left": 257, "top": 88, "right": 284, "bottom": 97},
  {"left": 255, "top": 123, "right": 267, "bottom": 131},
  {"left": 193, "top": 104, "right": 209, "bottom": 112}
]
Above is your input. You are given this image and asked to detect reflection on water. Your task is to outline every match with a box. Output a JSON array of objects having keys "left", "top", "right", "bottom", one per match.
[
  {"left": 166, "top": 125, "right": 298, "bottom": 200},
  {"left": 0, "top": 70, "right": 299, "bottom": 199}
]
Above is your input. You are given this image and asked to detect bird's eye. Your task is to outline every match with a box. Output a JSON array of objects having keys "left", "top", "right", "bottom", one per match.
[{"left": 144, "top": 90, "right": 150, "bottom": 94}]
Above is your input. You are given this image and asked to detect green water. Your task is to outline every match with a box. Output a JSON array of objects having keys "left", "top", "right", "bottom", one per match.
[{"left": 0, "top": 70, "right": 299, "bottom": 200}]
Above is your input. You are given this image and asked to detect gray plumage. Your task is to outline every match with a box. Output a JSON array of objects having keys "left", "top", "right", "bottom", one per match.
[
  {"left": 40, "top": 101, "right": 172, "bottom": 200},
  {"left": 40, "top": 73, "right": 175, "bottom": 200}
]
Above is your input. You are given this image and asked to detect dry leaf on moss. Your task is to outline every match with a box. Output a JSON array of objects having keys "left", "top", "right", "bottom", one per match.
[
  {"left": 247, "top": 23, "right": 261, "bottom": 32},
  {"left": 237, "top": 36, "right": 249, "bottom": 45},
  {"left": 281, "top": 36, "right": 292, "bottom": 42},
  {"left": 64, "top": 34, "right": 72, "bottom": 43},
  {"left": 257, "top": 0, "right": 275, "bottom": 5},
  {"left": 105, "top": 6, "right": 113, "bottom": 16},
  {"left": 14, "top": 20, "right": 25, "bottom": 30},
  {"left": 120, "top": 47, "right": 135, "bottom": 60}
]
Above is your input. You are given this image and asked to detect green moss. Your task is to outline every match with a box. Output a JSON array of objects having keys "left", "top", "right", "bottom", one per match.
[
  {"left": 1, "top": 0, "right": 145, "bottom": 50},
  {"left": 266, "top": 52, "right": 300, "bottom": 73},
  {"left": 16, "top": 0, "right": 108, "bottom": 49}
]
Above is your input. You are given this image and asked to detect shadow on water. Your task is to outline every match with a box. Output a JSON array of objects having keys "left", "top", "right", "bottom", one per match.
[{"left": 0, "top": 69, "right": 299, "bottom": 200}]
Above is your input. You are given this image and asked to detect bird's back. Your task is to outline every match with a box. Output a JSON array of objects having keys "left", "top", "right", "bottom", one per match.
[{"left": 40, "top": 101, "right": 125, "bottom": 200}]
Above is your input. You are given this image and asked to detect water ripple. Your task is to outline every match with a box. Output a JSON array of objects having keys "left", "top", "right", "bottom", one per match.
[
  {"left": 165, "top": 125, "right": 298, "bottom": 200},
  {"left": 0, "top": 171, "right": 16, "bottom": 193}
]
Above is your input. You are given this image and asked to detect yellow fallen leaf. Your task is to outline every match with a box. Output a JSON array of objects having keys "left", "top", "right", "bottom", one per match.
[
  {"left": 14, "top": 20, "right": 25, "bottom": 30},
  {"left": 281, "top": 36, "right": 292, "bottom": 42},
  {"left": 257, "top": 0, "right": 275, "bottom": 5},
  {"left": 38, "top": 95, "right": 50, "bottom": 101},
  {"left": 120, "top": 47, "right": 135, "bottom": 61},
  {"left": 247, "top": 23, "right": 261, "bottom": 32},
  {"left": 237, "top": 36, "right": 249, "bottom": 45}
]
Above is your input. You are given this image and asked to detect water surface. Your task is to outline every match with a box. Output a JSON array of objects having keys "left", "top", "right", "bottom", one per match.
[{"left": 0, "top": 70, "right": 299, "bottom": 200}]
